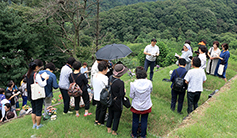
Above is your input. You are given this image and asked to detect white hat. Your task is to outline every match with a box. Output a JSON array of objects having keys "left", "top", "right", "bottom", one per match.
[{"left": 184, "top": 43, "right": 191, "bottom": 51}]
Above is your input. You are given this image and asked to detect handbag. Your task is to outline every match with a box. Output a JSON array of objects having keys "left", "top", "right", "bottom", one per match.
[
  {"left": 68, "top": 73, "right": 83, "bottom": 97},
  {"left": 218, "top": 64, "right": 225, "bottom": 76},
  {"left": 123, "top": 96, "right": 131, "bottom": 108},
  {"left": 31, "top": 73, "right": 45, "bottom": 100}
]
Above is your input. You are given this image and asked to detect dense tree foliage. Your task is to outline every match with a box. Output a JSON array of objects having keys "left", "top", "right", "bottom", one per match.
[{"left": 94, "top": 0, "right": 237, "bottom": 46}]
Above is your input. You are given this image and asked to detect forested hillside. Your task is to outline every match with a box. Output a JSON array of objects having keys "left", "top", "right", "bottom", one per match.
[{"left": 91, "top": 0, "right": 237, "bottom": 46}]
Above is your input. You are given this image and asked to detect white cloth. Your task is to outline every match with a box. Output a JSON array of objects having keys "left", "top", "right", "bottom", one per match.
[
  {"left": 59, "top": 65, "right": 73, "bottom": 89},
  {"left": 130, "top": 79, "right": 153, "bottom": 111},
  {"left": 199, "top": 53, "right": 207, "bottom": 69},
  {"left": 1, "top": 99, "right": 10, "bottom": 120},
  {"left": 181, "top": 50, "right": 193, "bottom": 71},
  {"left": 184, "top": 68, "right": 207, "bottom": 92},
  {"left": 144, "top": 44, "right": 159, "bottom": 61},
  {"left": 35, "top": 73, "right": 47, "bottom": 87},
  {"left": 92, "top": 73, "right": 108, "bottom": 101},
  {"left": 90, "top": 61, "right": 99, "bottom": 87}
]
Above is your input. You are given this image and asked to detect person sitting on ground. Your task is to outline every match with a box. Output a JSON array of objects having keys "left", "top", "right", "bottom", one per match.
[
  {"left": 184, "top": 57, "right": 206, "bottom": 114},
  {"left": 80, "top": 62, "right": 89, "bottom": 79},
  {"left": 130, "top": 66, "right": 152, "bottom": 138},
  {"left": 93, "top": 61, "right": 108, "bottom": 126},
  {"left": 198, "top": 46, "right": 207, "bottom": 69},
  {"left": 106, "top": 64, "right": 128, "bottom": 136},
  {"left": 69, "top": 61, "right": 92, "bottom": 117},
  {"left": 59, "top": 57, "right": 76, "bottom": 114},
  {"left": 0, "top": 88, "right": 7, "bottom": 115},
  {"left": 19, "top": 78, "right": 27, "bottom": 107},
  {"left": 39, "top": 62, "right": 59, "bottom": 118},
  {"left": 170, "top": 58, "right": 187, "bottom": 114},
  {"left": 0, "top": 101, "right": 11, "bottom": 122},
  {"left": 6, "top": 80, "right": 19, "bottom": 111},
  {"left": 5, "top": 82, "right": 20, "bottom": 117}
]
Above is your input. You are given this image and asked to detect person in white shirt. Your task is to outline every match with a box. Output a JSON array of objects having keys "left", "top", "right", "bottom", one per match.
[
  {"left": 93, "top": 61, "right": 108, "bottom": 126},
  {"left": 90, "top": 59, "right": 103, "bottom": 87},
  {"left": 198, "top": 46, "right": 207, "bottom": 69},
  {"left": 184, "top": 57, "right": 207, "bottom": 114},
  {"left": 143, "top": 39, "right": 159, "bottom": 81}
]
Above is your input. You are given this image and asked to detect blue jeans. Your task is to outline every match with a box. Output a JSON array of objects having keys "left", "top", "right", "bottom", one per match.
[
  {"left": 132, "top": 113, "right": 149, "bottom": 137},
  {"left": 144, "top": 59, "right": 155, "bottom": 81},
  {"left": 22, "top": 96, "right": 28, "bottom": 106}
]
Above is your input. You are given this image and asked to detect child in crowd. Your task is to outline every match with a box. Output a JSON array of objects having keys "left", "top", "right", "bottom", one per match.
[
  {"left": 0, "top": 88, "right": 6, "bottom": 112},
  {"left": 5, "top": 82, "right": 19, "bottom": 117},
  {"left": 184, "top": 57, "right": 207, "bottom": 114},
  {"left": 80, "top": 62, "right": 89, "bottom": 79},
  {"left": 6, "top": 80, "right": 19, "bottom": 110},
  {"left": 0, "top": 101, "right": 11, "bottom": 122},
  {"left": 19, "top": 78, "right": 27, "bottom": 106},
  {"left": 198, "top": 45, "right": 207, "bottom": 69}
]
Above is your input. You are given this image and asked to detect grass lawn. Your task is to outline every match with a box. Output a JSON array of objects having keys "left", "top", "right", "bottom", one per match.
[{"left": 0, "top": 59, "right": 236, "bottom": 138}]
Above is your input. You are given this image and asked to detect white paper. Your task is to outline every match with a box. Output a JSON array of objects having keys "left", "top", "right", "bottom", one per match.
[{"left": 175, "top": 53, "right": 179, "bottom": 57}]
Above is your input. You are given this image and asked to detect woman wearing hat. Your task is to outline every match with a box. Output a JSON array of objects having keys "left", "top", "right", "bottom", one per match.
[
  {"left": 176, "top": 43, "right": 193, "bottom": 71},
  {"left": 106, "top": 64, "right": 128, "bottom": 136}
]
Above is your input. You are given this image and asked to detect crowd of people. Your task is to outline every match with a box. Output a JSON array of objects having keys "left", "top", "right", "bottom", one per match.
[{"left": 0, "top": 38, "right": 231, "bottom": 138}]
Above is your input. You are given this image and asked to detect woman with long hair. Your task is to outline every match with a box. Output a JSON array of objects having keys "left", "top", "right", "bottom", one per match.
[{"left": 26, "top": 59, "right": 49, "bottom": 129}]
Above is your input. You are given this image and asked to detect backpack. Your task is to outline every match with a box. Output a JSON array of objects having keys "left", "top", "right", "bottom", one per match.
[
  {"left": 100, "top": 76, "right": 118, "bottom": 107},
  {"left": 68, "top": 73, "right": 83, "bottom": 97},
  {"left": 172, "top": 70, "right": 187, "bottom": 92}
]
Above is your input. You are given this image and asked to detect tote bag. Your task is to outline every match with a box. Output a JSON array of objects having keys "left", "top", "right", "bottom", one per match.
[
  {"left": 31, "top": 73, "right": 45, "bottom": 100},
  {"left": 218, "top": 64, "right": 225, "bottom": 76}
]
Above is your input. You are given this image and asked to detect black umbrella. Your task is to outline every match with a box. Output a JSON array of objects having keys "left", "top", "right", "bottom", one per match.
[{"left": 96, "top": 44, "right": 132, "bottom": 60}]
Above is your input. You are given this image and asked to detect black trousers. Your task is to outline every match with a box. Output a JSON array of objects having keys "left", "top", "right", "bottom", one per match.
[
  {"left": 74, "top": 90, "right": 90, "bottom": 110},
  {"left": 187, "top": 92, "right": 201, "bottom": 114},
  {"left": 60, "top": 88, "right": 70, "bottom": 113},
  {"left": 95, "top": 101, "right": 107, "bottom": 124},
  {"left": 106, "top": 108, "right": 122, "bottom": 131},
  {"left": 171, "top": 90, "right": 185, "bottom": 113},
  {"left": 31, "top": 98, "right": 44, "bottom": 116}
]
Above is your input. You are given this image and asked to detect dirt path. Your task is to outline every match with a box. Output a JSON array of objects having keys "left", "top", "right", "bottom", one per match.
[{"left": 165, "top": 74, "right": 237, "bottom": 137}]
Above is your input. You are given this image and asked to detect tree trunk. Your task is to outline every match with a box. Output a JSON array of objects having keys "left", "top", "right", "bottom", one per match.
[{"left": 96, "top": 0, "right": 100, "bottom": 52}]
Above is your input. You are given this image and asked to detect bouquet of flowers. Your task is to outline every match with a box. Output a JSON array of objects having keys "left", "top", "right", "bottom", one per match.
[
  {"left": 43, "top": 106, "right": 57, "bottom": 120},
  {"left": 155, "top": 65, "right": 160, "bottom": 71}
]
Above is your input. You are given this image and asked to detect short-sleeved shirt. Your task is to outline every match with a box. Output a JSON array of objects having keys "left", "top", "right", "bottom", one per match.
[
  {"left": 144, "top": 44, "right": 159, "bottom": 61},
  {"left": 80, "top": 67, "right": 88, "bottom": 78},
  {"left": 5, "top": 90, "right": 15, "bottom": 105},
  {"left": 92, "top": 73, "right": 108, "bottom": 101},
  {"left": 184, "top": 68, "right": 207, "bottom": 92}
]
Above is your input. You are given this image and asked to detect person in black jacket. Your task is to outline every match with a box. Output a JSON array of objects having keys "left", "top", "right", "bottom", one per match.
[
  {"left": 106, "top": 64, "right": 128, "bottom": 136},
  {"left": 69, "top": 61, "right": 92, "bottom": 117}
]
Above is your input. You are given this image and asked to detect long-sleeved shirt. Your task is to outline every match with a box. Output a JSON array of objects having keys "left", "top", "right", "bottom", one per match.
[
  {"left": 26, "top": 71, "right": 47, "bottom": 101},
  {"left": 39, "top": 70, "right": 59, "bottom": 97},
  {"left": 130, "top": 79, "right": 152, "bottom": 111},
  {"left": 59, "top": 64, "right": 72, "bottom": 90}
]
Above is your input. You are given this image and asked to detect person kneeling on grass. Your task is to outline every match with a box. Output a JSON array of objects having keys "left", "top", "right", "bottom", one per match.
[
  {"left": 184, "top": 57, "right": 207, "bottom": 114},
  {"left": 69, "top": 61, "right": 92, "bottom": 117},
  {"left": 0, "top": 101, "right": 11, "bottom": 122}
]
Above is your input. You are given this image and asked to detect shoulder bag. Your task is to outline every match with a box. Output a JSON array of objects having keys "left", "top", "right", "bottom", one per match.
[{"left": 31, "top": 73, "right": 46, "bottom": 100}]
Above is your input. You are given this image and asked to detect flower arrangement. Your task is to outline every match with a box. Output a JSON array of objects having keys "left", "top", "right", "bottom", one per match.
[
  {"left": 43, "top": 106, "right": 57, "bottom": 120},
  {"left": 155, "top": 65, "right": 160, "bottom": 71}
]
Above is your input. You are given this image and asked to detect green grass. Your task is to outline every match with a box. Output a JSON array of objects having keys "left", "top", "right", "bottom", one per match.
[
  {"left": 1, "top": 61, "right": 237, "bottom": 137},
  {"left": 168, "top": 76, "right": 237, "bottom": 138}
]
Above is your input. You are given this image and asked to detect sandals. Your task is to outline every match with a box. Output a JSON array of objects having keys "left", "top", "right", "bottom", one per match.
[
  {"left": 112, "top": 132, "right": 119, "bottom": 136},
  {"left": 84, "top": 113, "right": 92, "bottom": 117},
  {"left": 75, "top": 113, "right": 80, "bottom": 117}
]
